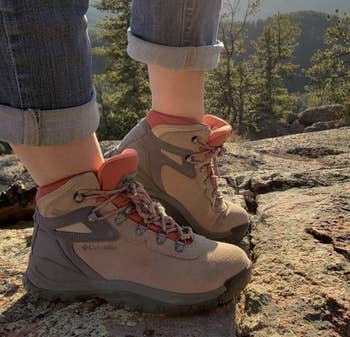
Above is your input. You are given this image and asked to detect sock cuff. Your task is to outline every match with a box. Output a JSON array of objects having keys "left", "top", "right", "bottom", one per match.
[
  {"left": 36, "top": 174, "right": 81, "bottom": 201},
  {"left": 147, "top": 110, "right": 199, "bottom": 128}
]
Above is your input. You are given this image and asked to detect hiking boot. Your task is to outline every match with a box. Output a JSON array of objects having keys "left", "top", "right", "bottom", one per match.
[
  {"left": 111, "top": 111, "right": 249, "bottom": 242},
  {"left": 24, "top": 148, "right": 251, "bottom": 314}
]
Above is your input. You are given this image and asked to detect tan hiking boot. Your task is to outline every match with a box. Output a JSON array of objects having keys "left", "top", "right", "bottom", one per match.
[
  {"left": 112, "top": 111, "right": 249, "bottom": 242},
  {"left": 24, "top": 149, "right": 251, "bottom": 314}
]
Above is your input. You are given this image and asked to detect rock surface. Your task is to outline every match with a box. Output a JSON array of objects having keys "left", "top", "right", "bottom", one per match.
[
  {"left": 0, "top": 155, "right": 36, "bottom": 226},
  {"left": 0, "top": 128, "right": 349, "bottom": 337},
  {"left": 223, "top": 127, "right": 350, "bottom": 337},
  {"left": 304, "top": 119, "right": 348, "bottom": 133},
  {"left": 299, "top": 104, "right": 344, "bottom": 127},
  {"left": 242, "top": 105, "right": 347, "bottom": 140}
]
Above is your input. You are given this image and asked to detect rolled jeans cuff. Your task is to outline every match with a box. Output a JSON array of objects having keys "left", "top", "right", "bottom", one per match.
[
  {"left": 0, "top": 91, "right": 99, "bottom": 146},
  {"left": 127, "top": 29, "right": 224, "bottom": 71}
]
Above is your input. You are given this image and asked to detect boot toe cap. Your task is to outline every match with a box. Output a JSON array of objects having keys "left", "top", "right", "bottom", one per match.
[
  {"left": 208, "top": 202, "right": 249, "bottom": 241},
  {"left": 225, "top": 202, "right": 249, "bottom": 227},
  {"left": 208, "top": 241, "right": 251, "bottom": 285}
]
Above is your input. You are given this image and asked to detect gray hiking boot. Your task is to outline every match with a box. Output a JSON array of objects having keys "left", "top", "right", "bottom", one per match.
[
  {"left": 111, "top": 111, "right": 249, "bottom": 242},
  {"left": 24, "top": 148, "right": 251, "bottom": 314}
]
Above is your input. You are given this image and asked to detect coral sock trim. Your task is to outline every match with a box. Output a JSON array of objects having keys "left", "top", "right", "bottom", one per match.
[
  {"left": 147, "top": 110, "right": 199, "bottom": 128},
  {"left": 36, "top": 175, "right": 80, "bottom": 201}
]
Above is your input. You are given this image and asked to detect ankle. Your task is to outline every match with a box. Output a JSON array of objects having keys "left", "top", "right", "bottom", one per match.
[
  {"left": 12, "top": 134, "right": 104, "bottom": 186},
  {"left": 148, "top": 64, "right": 205, "bottom": 122}
]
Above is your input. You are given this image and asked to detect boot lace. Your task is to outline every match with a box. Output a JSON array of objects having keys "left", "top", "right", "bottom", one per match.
[
  {"left": 186, "top": 137, "right": 227, "bottom": 208},
  {"left": 74, "top": 179, "right": 193, "bottom": 252}
]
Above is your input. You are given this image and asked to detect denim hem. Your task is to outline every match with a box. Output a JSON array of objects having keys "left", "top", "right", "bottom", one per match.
[
  {"left": 127, "top": 29, "right": 224, "bottom": 71},
  {"left": 0, "top": 91, "right": 99, "bottom": 146}
]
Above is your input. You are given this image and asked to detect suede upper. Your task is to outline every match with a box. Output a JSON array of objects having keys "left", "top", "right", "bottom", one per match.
[
  {"left": 115, "top": 112, "right": 249, "bottom": 240},
  {"left": 29, "top": 151, "right": 251, "bottom": 295}
]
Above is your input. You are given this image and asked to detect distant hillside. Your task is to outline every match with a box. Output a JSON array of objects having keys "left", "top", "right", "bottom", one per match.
[
  {"left": 245, "top": 11, "right": 332, "bottom": 92},
  {"left": 248, "top": 0, "right": 350, "bottom": 19}
]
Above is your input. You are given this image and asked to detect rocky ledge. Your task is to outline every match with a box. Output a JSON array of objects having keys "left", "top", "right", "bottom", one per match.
[{"left": 0, "top": 128, "right": 349, "bottom": 337}]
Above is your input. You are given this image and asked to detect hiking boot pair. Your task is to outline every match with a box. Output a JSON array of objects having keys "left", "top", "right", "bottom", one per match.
[{"left": 24, "top": 112, "right": 251, "bottom": 314}]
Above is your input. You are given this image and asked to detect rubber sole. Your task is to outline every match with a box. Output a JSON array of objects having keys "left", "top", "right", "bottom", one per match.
[{"left": 23, "top": 266, "right": 251, "bottom": 315}]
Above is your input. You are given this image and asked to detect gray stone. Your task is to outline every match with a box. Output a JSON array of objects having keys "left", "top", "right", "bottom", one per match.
[
  {"left": 0, "top": 155, "right": 36, "bottom": 226},
  {"left": 238, "top": 184, "right": 350, "bottom": 337},
  {"left": 299, "top": 104, "right": 344, "bottom": 127},
  {"left": 286, "top": 112, "right": 298, "bottom": 124},
  {"left": 304, "top": 119, "right": 348, "bottom": 133},
  {"left": 287, "top": 119, "right": 304, "bottom": 134}
]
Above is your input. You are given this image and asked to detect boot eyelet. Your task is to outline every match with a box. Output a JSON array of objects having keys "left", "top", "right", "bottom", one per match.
[
  {"left": 192, "top": 136, "right": 199, "bottom": 143},
  {"left": 175, "top": 240, "right": 185, "bottom": 253},
  {"left": 125, "top": 206, "right": 134, "bottom": 215},
  {"left": 115, "top": 213, "right": 127, "bottom": 225},
  {"left": 156, "top": 232, "right": 167, "bottom": 245},
  {"left": 136, "top": 225, "right": 146, "bottom": 236},
  {"left": 74, "top": 192, "right": 85, "bottom": 203},
  {"left": 88, "top": 211, "right": 98, "bottom": 222}
]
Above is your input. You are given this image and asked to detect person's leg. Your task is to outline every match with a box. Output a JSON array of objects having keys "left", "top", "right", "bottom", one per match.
[
  {"left": 0, "top": 0, "right": 102, "bottom": 186},
  {"left": 0, "top": 0, "right": 250, "bottom": 313},
  {"left": 148, "top": 65, "right": 204, "bottom": 122},
  {"left": 129, "top": 0, "right": 223, "bottom": 122},
  {"left": 12, "top": 135, "right": 103, "bottom": 186},
  {"left": 115, "top": 0, "right": 250, "bottom": 242}
]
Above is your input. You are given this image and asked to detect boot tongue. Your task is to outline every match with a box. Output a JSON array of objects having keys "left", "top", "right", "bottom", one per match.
[
  {"left": 203, "top": 115, "right": 232, "bottom": 147},
  {"left": 98, "top": 149, "right": 139, "bottom": 190}
]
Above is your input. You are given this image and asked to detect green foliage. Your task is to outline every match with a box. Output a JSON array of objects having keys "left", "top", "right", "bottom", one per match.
[
  {"left": 238, "top": 11, "right": 333, "bottom": 93},
  {"left": 252, "top": 13, "right": 301, "bottom": 117},
  {"left": 93, "top": 0, "right": 150, "bottom": 140},
  {"left": 205, "top": 0, "right": 260, "bottom": 132},
  {"left": 90, "top": 29, "right": 109, "bottom": 74},
  {"left": 205, "top": 38, "right": 255, "bottom": 128},
  {"left": 91, "top": 10, "right": 335, "bottom": 93},
  {"left": 306, "top": 11, "right": 350, "bottom": 107},
  {"left": 206, "top": 9, "right": 301, "bottom": 133},
  {"left": 92, "top": 2, "right": 347, "bottom": 140}
]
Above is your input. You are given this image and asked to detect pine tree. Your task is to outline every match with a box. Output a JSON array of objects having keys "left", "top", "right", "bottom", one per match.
[
  {"left": 306, "top": 11, "right": 350, "bottom": 109},
  {"left": 252, "top": 13, "right": 301, "bottom": 117},
  {"left": 93, "top": 0, "right": 150, "bottom": 140},
  {"left": 205, "top": 0, "right": 260, "bottom": 133}
]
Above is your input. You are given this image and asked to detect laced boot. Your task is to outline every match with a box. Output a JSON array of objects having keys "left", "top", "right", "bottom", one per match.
[
  {"left": 113, "top": 111, "right": 249, "bottom": 242},
  {"left": 24, "top": 148, "right": 251, "bottom": 313}
]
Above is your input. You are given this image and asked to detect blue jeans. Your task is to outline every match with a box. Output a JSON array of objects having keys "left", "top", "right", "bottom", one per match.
[{"left": 0, "top": 0, "right": 223, "bottom": 146}]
